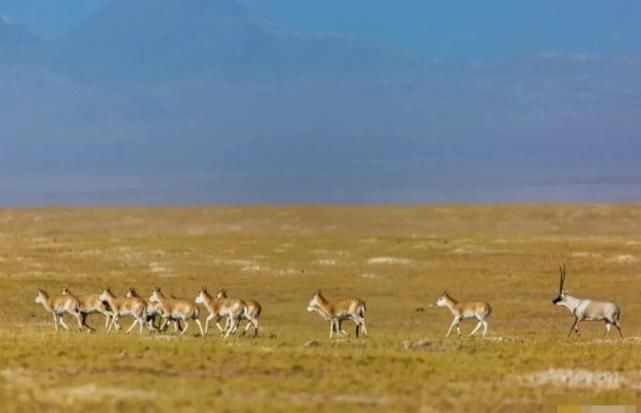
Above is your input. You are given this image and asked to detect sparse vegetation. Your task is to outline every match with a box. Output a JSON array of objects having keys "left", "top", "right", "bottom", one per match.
[{"left": 2, "top": 205, "right": 641, "bottom": 412}]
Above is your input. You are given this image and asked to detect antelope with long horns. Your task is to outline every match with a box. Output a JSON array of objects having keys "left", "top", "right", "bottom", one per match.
[
  {"left": 436, "top": 291, "right": 492, "bottom": 338},
  {"left": 553, "top": 264, "right": 623, "bottom": 338},
  {"left": 34, "top": 289, "right": 92, "bottom": 332},
  {"left": 306, "top": 290, "right": 368, "bottom": 339}
]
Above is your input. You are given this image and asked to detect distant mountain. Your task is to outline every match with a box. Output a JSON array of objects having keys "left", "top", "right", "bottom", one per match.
[
  {"left": 57, "top": 0, "right": 405, "bottom": 81},
  {"left": 0, "top": 0, "right": 107, "bottom": 38},
  {"left": 1, "top": 0, "right": 640, "bottom": 204},
  {"left": 0, "top": 17, "right": 44, "bottom": 65},
  {"left": 0, "top": 17, "right": 38, "bottom": 47}
]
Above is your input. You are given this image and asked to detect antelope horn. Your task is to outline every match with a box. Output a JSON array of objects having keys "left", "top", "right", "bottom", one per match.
[{"left": 558, "top": 264, "right": 564, "bottom": 293}]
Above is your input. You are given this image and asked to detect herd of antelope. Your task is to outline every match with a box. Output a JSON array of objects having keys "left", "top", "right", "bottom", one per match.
[{"left": 33, "top": 264, "right": 624, "bottom": 339}]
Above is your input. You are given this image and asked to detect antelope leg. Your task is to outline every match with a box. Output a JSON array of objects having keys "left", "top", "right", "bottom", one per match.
[
  {"left": 215, "top": 316, "right": 225, "bottom": 333},
  {"left": 195, "top": 319, "right": 205, "bottom": 337},
  {"left": 614, "top": 321, "right": 623, "bottom": 338},
  {"left": 107, "top": 315, "right": 118, "bottom": 333},
  {"left": 180, "top": 320, "right": 189, "bottom": 336},
  {"left": 59, "top": 316, "right": 70, "bottom": 331},
  {"left": 224, "top": 318, "right": 238, "bottom": 339},
  {"left": 52, "top": 313, "right": 59, "bottom": 332},
  {"left": 446, "top": 317, "right": 460, "bottom": 338},
  {"left": 469, "top": 321, "right": 483, "bottom": 337},
  {"left": 126, "top": 318, "right": 138, "bottom": 334},
  {"left": 481, "top": 321, "right": 489, "bottom": 337},
  {"left": 204, "top": 313, "right": 215, "bottom": 335},
  {"left": 568, "top": 318, "right": 579, "bottom": 337}
]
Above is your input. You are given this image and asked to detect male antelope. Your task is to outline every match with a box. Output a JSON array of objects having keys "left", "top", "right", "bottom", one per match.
[
  {"left": 215, "top": 288, "right": 262, "bottom": 337},
  {"left": 61, "top": 287, "right": 114, "bottom": 330},
  {"left": 34, "top": 289, "right": 91, "bottom": 332},
  {"left": 306, "top": 290, "right": 368, "bottom": 339},
  {"left": 194, "top": 287, "right": 245, "bottom": 338},
  {"left": 98, "top": 288, "right": 148, "bottom": 334},
  {"left": 436, "top": 291, "right": 492, "bottom": 338},
  {"left": 148, "top": 287, "right": 204, "bottom": 336},
  {"left": 553, "top": 264, "right": 623, "bottom": 338}
]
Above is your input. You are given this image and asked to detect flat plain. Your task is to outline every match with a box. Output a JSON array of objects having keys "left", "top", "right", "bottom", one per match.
[{"left": 2, "top": 205, "right": 641, "bottom": 412}]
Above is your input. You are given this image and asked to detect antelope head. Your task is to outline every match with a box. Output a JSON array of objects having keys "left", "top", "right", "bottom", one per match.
[
  {"left": 552, "top": 264, "right": 568, "bottom": 305},
  {"left": 195, "top": 287, "right": 208, "bottom": 304},
  {"left": 306, "top": 290, "right": 323, "bottom": 313},
  {"left": 35, "top": 289, "right": 48, "bottom": 304},
  {"left": 99, "top": 288, "right": 113, "bottom": 302},
  {"left": 61, "top": 287, "right": 71, "bottom": 295},
  {"left": 148, "top": 287, "right": 162, "bottom": 303},
  {"left": 215, "top": 288, "right": 228, "bottom": 299},
  {"left": 436, "top": 291, "right": 451, "bottom": 307}
]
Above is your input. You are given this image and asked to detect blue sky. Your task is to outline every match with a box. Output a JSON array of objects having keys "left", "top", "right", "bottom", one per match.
[
  {"left": 3, "top": 0, "right": 641, "bottom": 57},
  {"left": 1, "top": 0, "right": 641, "bottom": 204},
  {"left": 248, "top": 0, "right": 641, "bottom": 57}
]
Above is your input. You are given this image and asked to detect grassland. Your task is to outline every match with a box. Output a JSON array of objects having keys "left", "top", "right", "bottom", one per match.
[{"left": 2, "top": 205, "right": 641, "bottom": 412}]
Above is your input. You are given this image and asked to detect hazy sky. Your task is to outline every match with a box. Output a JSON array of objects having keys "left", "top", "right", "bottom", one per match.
[
  {"left": 3, "top": 0, "right": 641, "bottom": 57},
  {"left": 1, "top": 0, "right": 641, "bottom": 205},
  {"left": 250, "top": 0, "right": 641, "bottom": 57}
]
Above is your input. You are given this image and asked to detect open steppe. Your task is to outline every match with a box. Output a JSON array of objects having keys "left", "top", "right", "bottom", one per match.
[{"left": 2, "top": 205, "right": 641, "bottom": 412}]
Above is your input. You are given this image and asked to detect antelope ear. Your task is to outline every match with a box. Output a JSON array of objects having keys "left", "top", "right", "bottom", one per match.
[{"left": 316, "top": 289, "right": 322, "bottom": 295}]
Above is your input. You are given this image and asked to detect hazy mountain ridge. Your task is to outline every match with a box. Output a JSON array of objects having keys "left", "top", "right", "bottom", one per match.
[
  {"left": 0, "top": 0, "right": 640, "bottom": 203},
  {"left": 55, "top": 0, "right": 407, "bottom": 82}
]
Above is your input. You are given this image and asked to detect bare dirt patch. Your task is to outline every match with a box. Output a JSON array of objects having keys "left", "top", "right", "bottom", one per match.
[
  {"left": 367, "top": 257, "right": 412, "bottom": 265},
  {"left": 516, "top": 368, "right": 641, "bottom": 390}
]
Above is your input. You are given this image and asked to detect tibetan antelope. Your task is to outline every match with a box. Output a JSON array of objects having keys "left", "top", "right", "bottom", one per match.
[
  {"left": 61, "top": 287, "right": 114, "bottom": 330},
  {"left": 306, "top": 290, "right": 368, "bottom": 339},
  {"left": 436, "top": 291, "right": 492, "bottom": 338},
  {"left": 125, "top": 288, "right": 181, "bottom": 333},
  {"left": 98, "top": 288, "right": 149, "bottom": 334},
  {"left": 148, "top": 287, "right": 204, "bottom": 336},
  {"left": 34, "top": 289, "right": 91, "bottom": 332},
  {"left": 194, "top": 287, "right": 245, "bottom": 338},
  {"left": 215, "top": 289, "right": 262, "bottom": 337},
  {"left": 553, "top": 264, "right": 623, "bottom": 338}
]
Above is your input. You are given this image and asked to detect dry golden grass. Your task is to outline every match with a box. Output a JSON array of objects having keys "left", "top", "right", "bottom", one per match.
[{"left": 2, "top": 205, "right": 641, "bottom": 412}]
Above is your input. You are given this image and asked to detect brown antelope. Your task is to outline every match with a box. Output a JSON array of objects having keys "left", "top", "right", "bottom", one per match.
[
  {"left": 553, "top": 264, "right": 623, "bottom": 338},
  {"left": 61, "top": 287, "right": 114, "bottom": 330},
  {"left": 34, "top": 289, "right": 91, "bottom": 332},
  {"left": 125, "top": 288, "right": 179, "bottom": 332},
  {"left": 306, "top": 290, "right": 368, "bottom": 339},
  {"left": 149, "top": 287, "right": 204, "bottom": 336},
  {"left": 194, "top": 287, "right": 245, "bottom": 338},
  {"left": 98, "top": 288, "right": 148, "bottom": 334},
  {"left": 215, "top": 288, "right": 262, "bottom": 337},
  {"left": 436, "top": 291, "right": 492, "bottom": 338}
]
